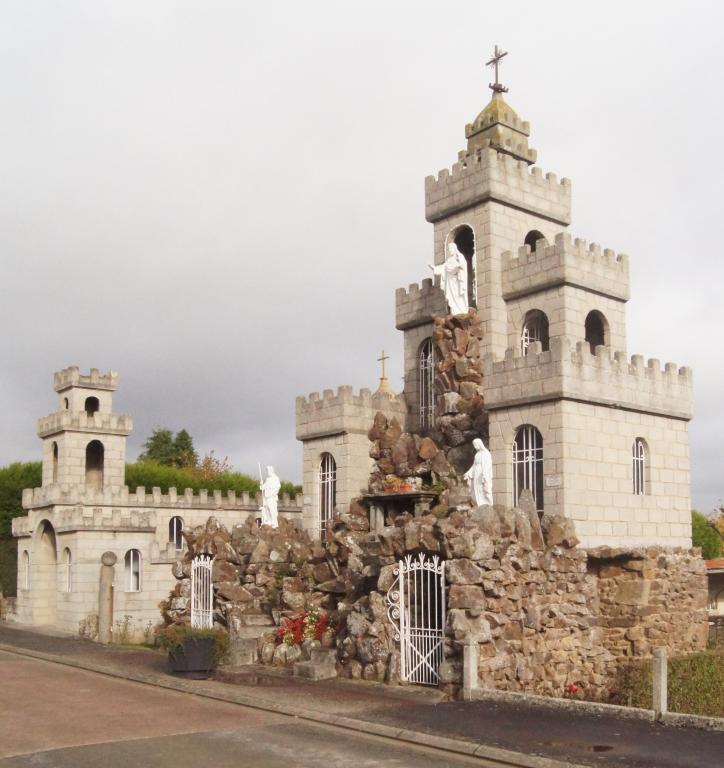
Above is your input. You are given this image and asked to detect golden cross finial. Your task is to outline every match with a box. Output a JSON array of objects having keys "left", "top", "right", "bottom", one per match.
[
  {"left": 376, "top": 350, "right": 393, "bottom": 395},
  {"left": 486, "top": 44, "right": 509, "bottom": 95}
]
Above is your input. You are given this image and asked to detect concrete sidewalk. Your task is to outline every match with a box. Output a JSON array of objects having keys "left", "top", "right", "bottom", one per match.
[{"left": 0, "top": 622, "right": 722, "bottom": 768}]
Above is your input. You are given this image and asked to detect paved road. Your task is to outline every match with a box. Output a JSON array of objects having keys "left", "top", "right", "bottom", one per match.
[
  {"left": 0, "top": 651, "right": 484, "bottom": 768},
  {"left": 1, "top": 624, "right": 722, "bottom": 768}
]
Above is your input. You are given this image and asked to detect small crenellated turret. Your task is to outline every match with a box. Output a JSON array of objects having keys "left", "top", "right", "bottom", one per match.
[
  {"left": 395, "top": 276, "right": 448, "bottom": 330},
  {"left": 40, "top": 366, "right": 131, "bottom": 491},
  {"left": 425, "top": 146, "right": 571, "bottom": 226},
  {"left": 502, "top": 231, "right": 630, "bottom": 302}
]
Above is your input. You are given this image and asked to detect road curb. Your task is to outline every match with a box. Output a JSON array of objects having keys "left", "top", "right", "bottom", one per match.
[
  {"left": 470, "top": 685, "right": 724, "bottom": 732},
  {"left": 0, "top": 642, "right": 586, "bottom": 768}
]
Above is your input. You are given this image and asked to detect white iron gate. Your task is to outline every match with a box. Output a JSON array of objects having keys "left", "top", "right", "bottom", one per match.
[
  {"left": 386, "top": 553, "right": 446, "bottom": 685},
  {"left": 190, "top": 553, "right": 214, "bottom": 629}
]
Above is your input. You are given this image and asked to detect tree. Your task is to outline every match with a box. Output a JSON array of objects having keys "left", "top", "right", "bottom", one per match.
[
  {"left": 692, "top": 510, "right": 723, "bottom": 560},
  {"left": 138, "top": 428, "right": 176, "bottom": 466},
  {"left": 173, "top": 429, "right": 197, "bottom": 468},
  {"left": 0, "top": 462, "right": 42, "bottom": 597}
]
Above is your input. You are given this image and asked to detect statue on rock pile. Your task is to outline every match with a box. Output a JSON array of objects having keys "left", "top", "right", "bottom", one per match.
[
  {"left": 463, "top": 438, "right": 493, "bottom": 506},
  {"left": 260, "top": 465, "right": 281, "bottom": 527},
  {"left": 429, "top": 242, "right": 468, "bottom": 316}
]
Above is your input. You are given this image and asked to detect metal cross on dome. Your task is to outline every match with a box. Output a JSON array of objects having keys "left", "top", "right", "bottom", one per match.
[
  {"left": 377, "top": 349, "right": 389, "bottom": 380},
  {"left": 486, "top": 44, "right": 509, "bottom": 94}
]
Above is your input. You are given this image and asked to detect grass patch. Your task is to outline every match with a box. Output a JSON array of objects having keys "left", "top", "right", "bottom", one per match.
[{"left": 612, "top": 648, "right": 724, "bottom": 717}]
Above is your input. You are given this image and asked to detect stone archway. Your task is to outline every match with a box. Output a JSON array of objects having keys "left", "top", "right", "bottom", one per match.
[{"left": 34, "top": 520, "right": 58, "bottom": 626}]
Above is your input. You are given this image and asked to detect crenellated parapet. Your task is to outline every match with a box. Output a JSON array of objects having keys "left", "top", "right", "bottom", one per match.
[
  {"left": 296, "top": 385, "right": 408, "bottom": 440},
  {"left": 502, "top": 232, "right": 630, "bottom": 302},
  {"left": 20, "top": 484, "right": 304, "bottom": 514},
  {"left": 483, "top": 336, "right": 693, "bottom": 420},
  {"left": 425, "top": 146, "right": 571, "bottom": 225},
  {"left": 37, "top": 411, "right": 133, "bottom": 438},
  {"left": 54, "top": 366, "right": 118, "bottom": 392},
  {"left": 395, "top": 276, "right": 448, "bottom": 330}
]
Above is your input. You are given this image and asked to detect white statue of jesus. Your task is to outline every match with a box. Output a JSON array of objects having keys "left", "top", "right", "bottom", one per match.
[
  {"left": 260, "top": 466, "right": 281, "bottom": 528},
  {"left": 429, "top": 242, "right": 469, "bottom": 316},
  {"left": 463, "top": 438, "right": 493, "bottom": 507}
]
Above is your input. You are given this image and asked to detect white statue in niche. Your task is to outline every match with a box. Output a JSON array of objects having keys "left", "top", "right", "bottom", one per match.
[
  {"left": 463, "top": 438, "right": 493, "bottom": 507},
  {"left": 429, "top": 242, "right": 469, "bottom": 316},
  {"left": 260, "top": 465, "right": 281, "bottom": 527}
]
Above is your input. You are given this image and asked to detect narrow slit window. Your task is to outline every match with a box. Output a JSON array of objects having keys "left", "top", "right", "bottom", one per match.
[
  {"left": 62, "top": 547, "right": 72, "bottom": 593},
  {"left": 169, "top": 516, "right": 184, "bottom": 550},
  {"left": 632, "top": 438, "right": 647, "bottom": 495},
  {"left": 419, "top": 338, "right": 435, "bottom": 431},
  {"left": 125, "top": 549, "right": 141, "bottom": 592}
]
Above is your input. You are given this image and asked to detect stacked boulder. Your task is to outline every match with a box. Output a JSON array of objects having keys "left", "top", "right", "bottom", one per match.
[
  {"left": 163, "top": 495, "right": 629, "bottom": 696},
  {"left": 367, "top": 309, "right": 489, "bottom": 501}
]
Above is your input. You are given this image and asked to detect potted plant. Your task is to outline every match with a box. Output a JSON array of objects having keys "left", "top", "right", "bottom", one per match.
[{"left": 156, "top": 623, "right": 229, "bottom": 679}]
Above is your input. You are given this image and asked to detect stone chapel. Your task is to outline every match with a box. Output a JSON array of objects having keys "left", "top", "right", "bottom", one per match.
[
  {"left": 296, "top": 69, "right": 693, "bottom": 550},
  {"left": 12, "top": 366, "right": 302, "bottom": 636}
]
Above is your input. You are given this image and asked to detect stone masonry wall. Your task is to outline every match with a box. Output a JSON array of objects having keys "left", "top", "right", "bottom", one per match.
[
  {"left": 165, "top": 499, "right": 708, "bottom": 697},
  {"left": 587, "top": 547, "right": 709, "bottom": 660}
]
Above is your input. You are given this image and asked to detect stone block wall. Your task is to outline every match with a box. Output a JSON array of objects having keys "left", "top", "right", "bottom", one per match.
[
  {"left": 428, "top": 201, "right": 567, "bottom": 361},
  {"left": 588, "top": 547, "right": 709, "bottom": 660},
  {"left": 505, "top": 286, "right": 627, "bottom": 356},
  {"left": 487, "top": 398, "right": 691, "bottom": 548}
]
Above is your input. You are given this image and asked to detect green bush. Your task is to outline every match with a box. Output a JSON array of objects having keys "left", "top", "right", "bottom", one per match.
[
  {"left": 692, "top": 510, "right": 723, "bottom": 559},
  {"left": 613, "top": 649, "right": 724, "bottom": 717},
  {"left": 125, "top": 461, "right": 301, "bottom": 497}
]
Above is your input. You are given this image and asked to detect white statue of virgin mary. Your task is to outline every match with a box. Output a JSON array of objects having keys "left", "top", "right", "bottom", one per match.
[
  {"left": 463, "top": 438, "right": 493, "bottom": 507},
  {"left": 429, "top": 242, "right": 469, "bottom": 316}
]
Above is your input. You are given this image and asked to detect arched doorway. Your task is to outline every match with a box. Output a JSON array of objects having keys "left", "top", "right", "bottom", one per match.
[{"left": 34, "top": 520, "right": 58, "bottom": 625}]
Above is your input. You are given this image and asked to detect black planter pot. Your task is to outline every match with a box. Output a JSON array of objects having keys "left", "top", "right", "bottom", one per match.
[{"left": 167, "top": 636, "right": 216, "bottom": 679}]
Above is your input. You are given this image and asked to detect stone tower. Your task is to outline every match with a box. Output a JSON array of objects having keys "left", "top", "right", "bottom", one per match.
[
  {"left": 423, "top": 92, "right": 572, "bottom": 361},
  {"left": 39, "top": 366, "right": 131, "bottom": 491},
  {"left": 399, "top": 80, "right": 693, "bottom": 547}
]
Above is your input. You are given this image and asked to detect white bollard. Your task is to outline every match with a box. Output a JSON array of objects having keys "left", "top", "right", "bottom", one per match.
[
  {"left": 652, "top": 647, "right": 668, "bottom": 720},
  {"left": 462, "top": 637, "right": 480, "bottom": 701}
]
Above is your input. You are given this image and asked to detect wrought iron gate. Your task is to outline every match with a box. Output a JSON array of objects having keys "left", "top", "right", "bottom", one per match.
[
  {"left": 386, "top": 553, "right": 446, "bottom": 685},
  {"left": 190, "top": 553, "right": 214, "bottom": 629}
]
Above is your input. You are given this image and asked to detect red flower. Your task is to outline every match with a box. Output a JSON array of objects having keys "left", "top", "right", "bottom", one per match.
[{"left": 566, "top": 683, "right": 579, "bottom": 694}]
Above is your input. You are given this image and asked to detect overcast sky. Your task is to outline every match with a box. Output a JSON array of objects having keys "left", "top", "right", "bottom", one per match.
[{"left": 1, "top": 1, "right": 722, "bottom": 512}]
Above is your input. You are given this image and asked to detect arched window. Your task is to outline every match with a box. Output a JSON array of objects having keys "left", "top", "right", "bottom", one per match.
[
  {"left": 451, "top": 225, "right": 477, "bottom": 308},
  {"left": 62, "top": 547, "right": 72, "bottom": 593},
  {"left": 169, "top": 516, "right": 184, "bottom": 550},
  {"left": 318, "top": 453, "right": 337, "bottom": 539},
  {"left": 52, "top": 441, "right": 58, "bottom": 483},
  {"left": 419, "top": 338, "right": 435, "bottom": 431},
  {"left": 512, "top": 425, "right": 544, "bottom": 512},
  {"left": 22, "top": 550, "right": 30, "bottom": 590},
  {"left": 84, "top": 396, "right": 99, "bottom": 416},
  {"left": 85, "top": 440, "right": 104, "bottom": 491},
  {"left": 125, "top": 549, "right": 141, "bottom": 592},
  {"left": 521, "top": 310, "right": 550, "bottom": 354},
  {"left": 585, "top": 310, "right": 608, "bottom": 353},
  {"left": 524, "top": 230, "right": 545, "bottom": 252},
  {"left": 632, "top": 438, "right": 647, "bottom": 495}
]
